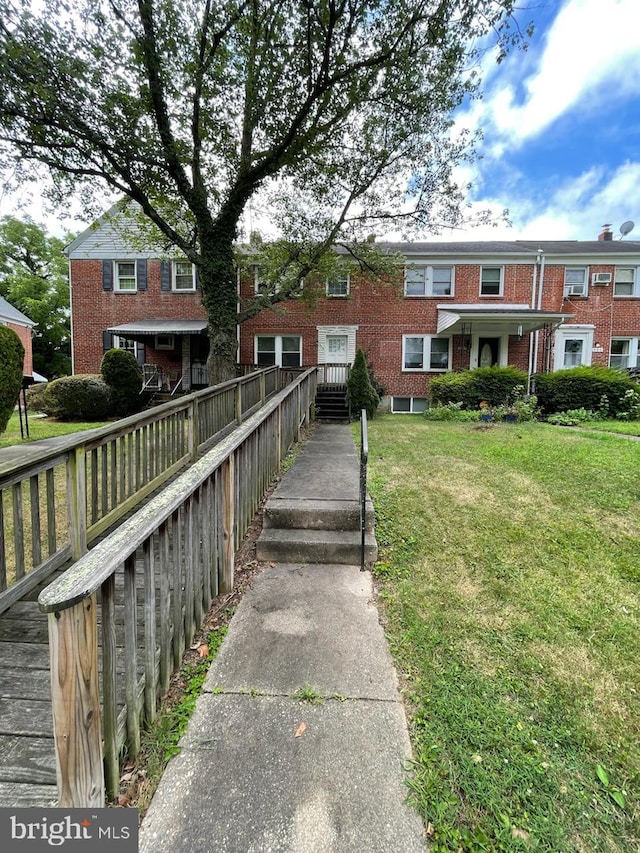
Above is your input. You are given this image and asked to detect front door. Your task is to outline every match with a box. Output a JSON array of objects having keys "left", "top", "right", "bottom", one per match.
[
  {"left": 324, "top": 334, "right": 349, "bottom": 383},
  {"left": 478, "top": 337, "right": 500, "bottom": 367}
]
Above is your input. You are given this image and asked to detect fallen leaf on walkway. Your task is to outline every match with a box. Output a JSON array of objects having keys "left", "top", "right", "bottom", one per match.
[
  {"left": 294, "top": 722, "right": 307, "bottom": 738},
  {"left": 197, "top": 643, "right": 209, "bottom": 658}
]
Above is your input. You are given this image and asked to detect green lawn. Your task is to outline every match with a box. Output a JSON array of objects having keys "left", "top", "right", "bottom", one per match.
[
  {"left": 0, "top": 412, "right": 111, "bottom": 448},
  {"left": 576, "top": 419, "right": 640, "bottom": 437},
  {"left": 365, "top": 416, "right": 639, "bottom": 852}
]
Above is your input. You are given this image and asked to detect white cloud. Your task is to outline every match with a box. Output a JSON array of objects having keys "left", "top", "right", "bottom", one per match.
[{"left": 459, "top": 0, "right": 640, "bottom": 148}]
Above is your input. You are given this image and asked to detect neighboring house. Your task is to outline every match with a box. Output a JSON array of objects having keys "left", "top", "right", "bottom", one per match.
[
  {"left": 67, "top": 213, "right": 640, "bottom": 411},
  {"left": 0, "top": 295, "right": 35, "bottom": 383}
]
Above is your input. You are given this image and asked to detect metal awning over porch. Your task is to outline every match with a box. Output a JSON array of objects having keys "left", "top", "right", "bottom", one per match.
[
  {"left": 437, "top": 304, "right": 573, "bottom": 336},
  {"left": 107, "top": 318, "right": 208, "bottom": 337}
]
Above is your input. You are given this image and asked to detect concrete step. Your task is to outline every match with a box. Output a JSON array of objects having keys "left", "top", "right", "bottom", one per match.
[
  {"left": 263, "top": 498, "right": 375, "bottom": 532},
  {"left": 256, "top": 528, "right": 378, "bottom": 565}
]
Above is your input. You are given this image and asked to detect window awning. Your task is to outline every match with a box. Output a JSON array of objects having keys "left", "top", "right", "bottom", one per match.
[
  {"left": 437, "top": 304, "right": 573, "bottom": 336},
  {"left": 107, "top": 319, "right": 208, "bottom": 336}
]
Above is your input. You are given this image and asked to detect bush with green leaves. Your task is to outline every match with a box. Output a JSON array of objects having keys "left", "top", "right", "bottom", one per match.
[
  {"left": 0, "top": 325, "right": 25, "bottom": 433},
  {"left": 424, "top": 402, "right": 481, "bottom": 422},
  {"left": 430, "top": 366, "right": 529, "bottom": 409},
  {"left": 546, "top": 408, "right": 596, "bottom": 426},
  {"left": 40, "top": 374, "right": 113, "bottom": 421},
  {"left": 26, "top": 382, "right": 48, "bottom": 412},
  {"left": 346, "top": 348, "right": 379, "bottom": 419},
  {"left": 100, "top": 348, "right": 143, "bottom": 416},
  {"left": 534, "top": 366, "right": 638, "bottom": 416}
]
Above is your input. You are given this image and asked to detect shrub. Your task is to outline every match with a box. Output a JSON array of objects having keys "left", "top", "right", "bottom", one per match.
[
  {"left": 546, "top": 408, "right": 595, "bottom": 426},
  {"left": 0, "top": 325, "right": 25, "bottom": 433},
  {"left": 346, "top": 348, "right": 379, "bottom": 419},
  {"left": 26, "top": 382, "right": 49, "bottom": 412},
  {"left": 534, "top": 367, "right": 638, "bottom": 416},
  {"left": 430, "top": 367, "right": 529, "bottom": 409},
  {"left": 41, "top": 375, "right": 113, "bottom": 420},
  {"left": 424, "top": 402, "right": 481, "bottom": 422},
  {"left": 100, "top": 348, "right": 143, "bottom": 416}
]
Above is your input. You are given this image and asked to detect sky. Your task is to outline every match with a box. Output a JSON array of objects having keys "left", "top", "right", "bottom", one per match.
[{"left": 1, "top": 0, "right": 640, "bottom": 244}]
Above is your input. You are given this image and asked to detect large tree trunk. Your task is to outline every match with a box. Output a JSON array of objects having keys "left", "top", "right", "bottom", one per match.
[{"left": 198, "top": 221, "right": 241, "bottom": 386}]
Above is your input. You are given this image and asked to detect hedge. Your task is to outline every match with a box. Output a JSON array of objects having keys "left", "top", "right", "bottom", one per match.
[
  {"left": 430, "top": 367, "right": 529, "bottom": 409},
  {"left": 100, "top": 348, "right": 143, "bottom": 416},
  {"left": 346, "top": 348, "right": 380, "bottom": 419},
  {"left": 533, "top": 367, "right": 639, "bottom": 416},
  {"left": 40, "top": 375, "right": 114, "bottom": 421},
  {"left": 0, "top": 326, "right": 25, "bottom": 433}
]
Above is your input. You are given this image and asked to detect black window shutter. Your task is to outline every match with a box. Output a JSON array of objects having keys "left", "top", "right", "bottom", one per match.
[
  {"left": 137, "top": 259, "right": 147, "bottom": 291},
  {"left": 160, "top": 261, "right": 171, "bottom": 291},
  {"left": 136, "top": 342, "right": 145, "bottom": 366},
  {"left": 102, "top": 260, "right": 113, "bottom": 291},
  {"left": 195, "top": 266, "right": 200, "bottom": 290},
  {"left": 103, "top": 331, "right": 113, "bottom": 352}
]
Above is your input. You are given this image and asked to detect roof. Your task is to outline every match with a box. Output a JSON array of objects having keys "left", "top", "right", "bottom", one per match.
[
  {"left": 107, "top": 319, "right": 208, "bottom": 335},
  {"left": 0, "top": 296, "right": 36, "bottom": 327},
  {"left": 436, "top": 304, "right": 573, "bottom": 335},
  {"left": 374, "top": 240, "right": 640, "bottom": 257}
]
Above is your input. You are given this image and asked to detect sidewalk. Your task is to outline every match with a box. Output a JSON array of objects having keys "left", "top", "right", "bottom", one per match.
[{"left": 139, "top": 424, "right": 426, "bottom": 853}]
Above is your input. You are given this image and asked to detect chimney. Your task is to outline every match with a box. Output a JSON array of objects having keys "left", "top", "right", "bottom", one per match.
[{"left": 598, "top": 223, "right": 613, "bottom": 241}]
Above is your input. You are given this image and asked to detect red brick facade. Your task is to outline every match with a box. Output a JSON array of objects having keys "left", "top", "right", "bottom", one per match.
[{"left": 68, "top": 233, "right": 640, "bottom": 405}]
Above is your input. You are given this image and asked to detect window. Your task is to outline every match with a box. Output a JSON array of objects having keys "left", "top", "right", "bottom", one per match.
[
  {"left": 480, "top": 267, "right": 503, "bottom": 296},
  {"left": 155, "top": 334, "right": 175, "bottom": 350},
  {"left": 405, "top": 265, "right": 453, "bottom": 297},
  {"left": 402, "top": 335, "right": 451, "bottom": 371},
  {"left": 114, "top": 336, "right": 137, "bottom": 355},
  {"left": 391, "top": 397, "right": 428, "bottom": 413},
  {"left": 255, "top": 335, "right": 302, "bottom": 368},
  {"left": 563, "top": 338, "right": 584, "bottom": 367},
  {"left": 614, "top": 267, "right": 638, "bottom": 297},
  {"left": 564, "top": 267, "right": 588, "bottom": 297},
  {"left": 326, "top": 272, "right": 350, "bottom": 297},
  {"left": 114, "top": 261, "right": 136, "bottom": 292},
  {"left": 173, "top": 261, "right": 196, "bottom": 291},
  {"left": 610, "top": 338, "right": 640, "bottom": 370}
]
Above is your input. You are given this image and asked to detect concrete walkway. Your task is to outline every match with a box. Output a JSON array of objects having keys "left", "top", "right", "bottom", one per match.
[{"left": 139, "top": 424, "right": 426, "bottom": 853}]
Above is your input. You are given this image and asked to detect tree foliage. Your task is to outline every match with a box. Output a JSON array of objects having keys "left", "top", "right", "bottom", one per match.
[
  {"left": 0, "top": 216, "right": 72, "bottom": 377},
  {"left": 346, "top": 348, "right": 379, "bottom": 419},
  {"left": 0, "top": 0, "right": 528, "bottom": 382},
  {"left": 0, "top": 325, "right": 24, "bottom": 433},
  {"left": 100, "top": 348, "right": 143, "bottom": 416}
]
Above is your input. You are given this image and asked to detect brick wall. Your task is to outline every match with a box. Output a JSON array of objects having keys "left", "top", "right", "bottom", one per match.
[{"left": 8, "top": 322, "right": 33, "bottom": 377}]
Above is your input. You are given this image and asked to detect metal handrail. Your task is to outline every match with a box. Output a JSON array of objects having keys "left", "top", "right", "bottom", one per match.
[{"left": 359, "top": 409, "right": 368, "bottom": 572}]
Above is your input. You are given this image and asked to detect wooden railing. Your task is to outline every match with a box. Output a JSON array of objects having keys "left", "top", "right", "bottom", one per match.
[
  {"left": 317, "top": 363, "right": 351, "bottom": 387},
  {"left": 0, "top": 367, "right": 283, "bottom": 617},
  {"left": 37, "top": 368, "right": 316, "bottom": 807}
]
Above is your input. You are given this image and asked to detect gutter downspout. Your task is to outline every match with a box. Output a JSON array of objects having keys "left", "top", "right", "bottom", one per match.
[
  {"left": 532, "top": 250, "right": 545, "bottom": 381},
  {"left": 527, "top": 252, "right": 539, "bottom": 394},
  {"left": 68, "top": 254, "right": 75, "bottom": 376}
]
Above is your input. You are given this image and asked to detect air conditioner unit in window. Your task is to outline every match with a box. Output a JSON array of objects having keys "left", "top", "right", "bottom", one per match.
[
  {"left": 565, "top": 284, "right": 586, "bottom": 296},
  {"left": 592, "top": 273, "right": 611, "bottom": 285}
]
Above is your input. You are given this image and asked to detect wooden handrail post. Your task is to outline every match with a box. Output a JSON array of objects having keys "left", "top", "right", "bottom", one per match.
[
  {"left": 260, "top": 371, "right": 266, "bottom": 404},
  {"left": 235, "top": 381, "right": 242, "bottom": 425},
  {"left": 48, "top": 594, "right": 104, "bottom": 807},
  {"left": 188, "top": 398, "right": 199, "bottom": 462},
  {"left": 67, "top": 447, "right": 87, "bottom": 560},
  {"left": 220, "top": 453, "right": 235, "bottom": 593},
  {"left": 295, "top": 385, "right": 301, "bottom": 442}
]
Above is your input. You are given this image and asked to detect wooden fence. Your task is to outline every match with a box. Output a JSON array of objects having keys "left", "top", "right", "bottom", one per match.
[
  {"left": 0, "top": 368, "right": 282, "bottom": 618},
  {"left": 37, "top": 369, "right": 316, "bottom": 807}
]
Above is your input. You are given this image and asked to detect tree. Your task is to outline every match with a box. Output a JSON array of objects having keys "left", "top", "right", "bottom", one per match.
[
  {"left": 0, "top": 325, "right": 24, "bottom": 433},
  {"left": 0, "top": 216, "right": 72, "bottom": 378},
  {"left": 0, "top": 0, "right": 528, "bottom": 383},
  {"left": 346, "top": 348, "right": 379, "bottom": 419}
]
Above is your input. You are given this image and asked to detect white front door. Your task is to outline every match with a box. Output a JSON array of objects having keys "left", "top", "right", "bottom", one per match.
[{"left": 324, "top": 335, "right": 348, "bottom": 383}]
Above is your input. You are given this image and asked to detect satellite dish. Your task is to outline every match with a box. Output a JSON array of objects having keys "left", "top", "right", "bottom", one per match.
[{"left": 620, "top": 220, "right": 635, "bottom": 238}]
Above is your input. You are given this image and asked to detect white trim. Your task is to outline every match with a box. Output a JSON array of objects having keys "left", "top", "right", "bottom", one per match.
[
  {"left": 479, "top": 265, "right": 504, "bottom": 297},
  {"left": 554, "top": 324, "right": 595, "bottom": 370},
  {"left": 113, "top": 260, "right": 137, "bottom": 292},
  {"left": 563, "top": 266, "right": 589, "bottom": 298},
  {"left": 317, "top": 325, "right": 358, "bottom": 364},
  {"left": 254, "top": 334, "right": 302, "bottom": 368},
  {"left": 469, "top": 333, "right": 509, "bottom": 368},
  {"left": 326, "top": 272, "right": 350, "bottom": 297},
  {"left": 155, "top": 334, "right": 175, "bottom": 350},
  {"left": 402, "top": 334, "right": 451, "bottom": 372},
  {"left": 609, "top": 336, "right": 640, "bottom": 369},
  {"left": 613, "top": 266, "right": 640, "bottom": 298},
  {"left": 404, "top": 264, "right": 454, "bottom": 297},
  {"left": 391, "top": 396, "right": 428, "bottom": 413},
  {"left": 172, "top": 260, "right": 196, "bottom": 291}
]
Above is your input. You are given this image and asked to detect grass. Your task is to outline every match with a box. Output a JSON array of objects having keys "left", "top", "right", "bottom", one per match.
[
  {"left": 365, "top": 416, "right": 639, "bottom": 852},
  {"left": 0, "top": 411, "right": 111, "bottom": 448},
  {"left": 574, "top": 419, "right": 640, "bottom": 437}
]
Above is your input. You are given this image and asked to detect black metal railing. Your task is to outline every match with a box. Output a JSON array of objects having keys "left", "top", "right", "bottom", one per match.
[{"left": 359, "top": 409, "right": 368, "bottom": 572}]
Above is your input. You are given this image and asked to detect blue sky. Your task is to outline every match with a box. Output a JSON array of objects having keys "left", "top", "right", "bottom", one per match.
[
  {"left": 452, "top": 0, "right": 640, "bottom": 241},
  {"left": 2, "top": 0, "right": 640, "bottom": 243}
]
